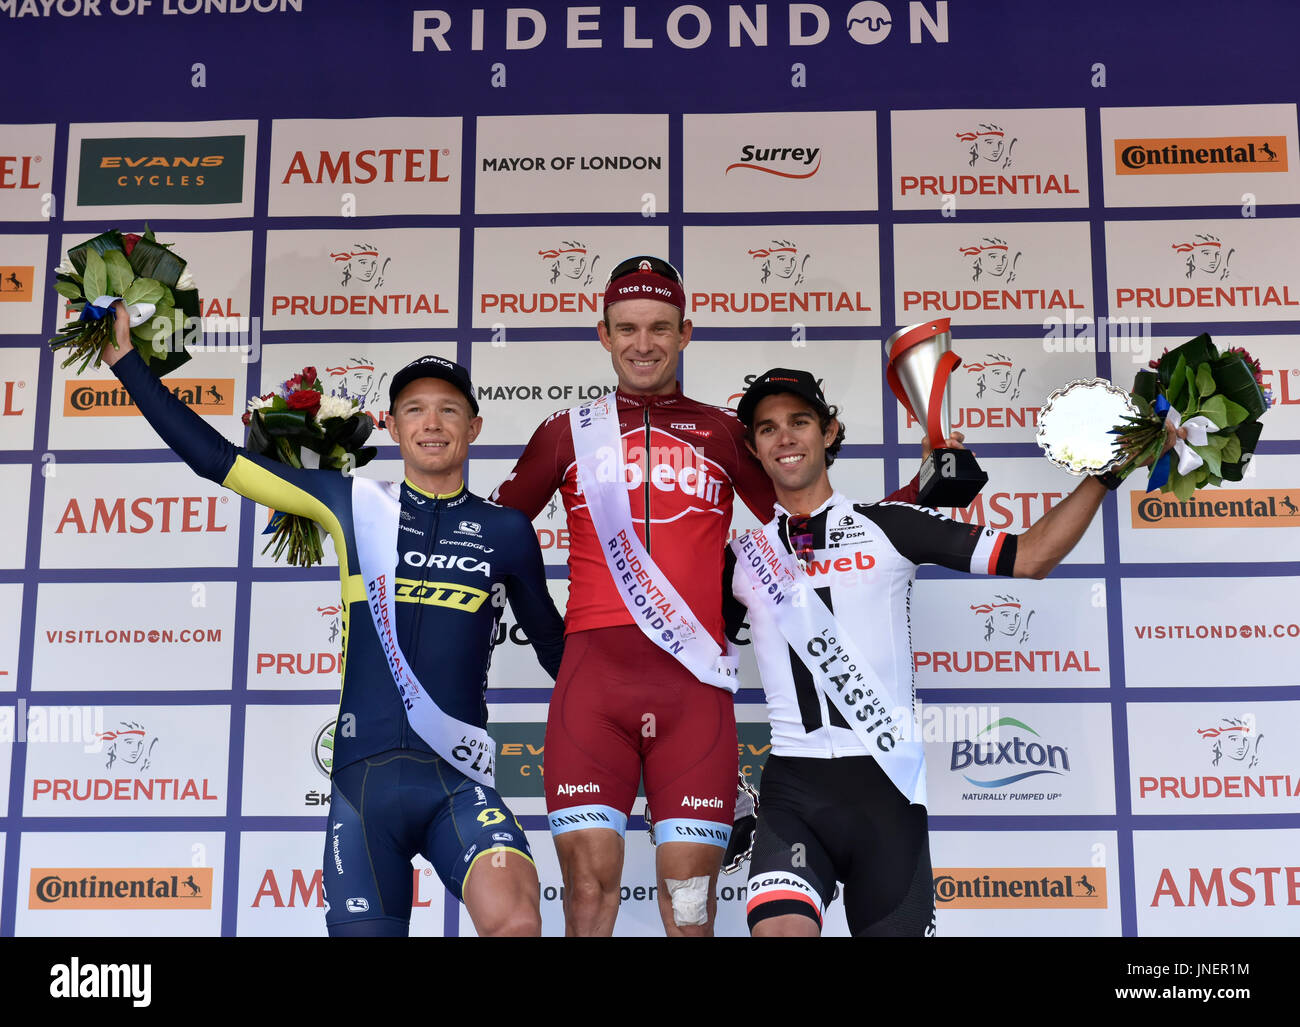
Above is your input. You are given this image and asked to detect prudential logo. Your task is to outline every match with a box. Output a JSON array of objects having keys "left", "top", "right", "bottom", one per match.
[{"left": 949, "top": 717, "right": 1071, "bottom": 789}]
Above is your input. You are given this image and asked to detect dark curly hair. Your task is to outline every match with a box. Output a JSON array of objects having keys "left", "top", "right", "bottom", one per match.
[{"left": 745, "top": 402, "right": 846, "bottom": 467}]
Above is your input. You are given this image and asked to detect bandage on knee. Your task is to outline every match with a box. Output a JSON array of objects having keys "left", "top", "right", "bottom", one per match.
[{"left": 664, "top": 876, "right": 710, "bottom": 926}]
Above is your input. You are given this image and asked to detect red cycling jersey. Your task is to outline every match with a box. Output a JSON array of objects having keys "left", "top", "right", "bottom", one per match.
[{"left": 491, "top": 386, "right": 921, "bottom": 648}]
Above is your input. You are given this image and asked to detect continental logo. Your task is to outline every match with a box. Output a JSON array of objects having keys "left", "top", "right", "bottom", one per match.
[
  {"left": 63, "top": 378, "right": 235, "bottom": 417},
  {"left": 932, "top": 867, "right": 1106, "bottom": 908},
  {"left": 0, "top": 265, "right": 33, "bottom": 302},
  {"left": 77, "top": 135, "right": 246, "bottom": 206},
  {"left": 30, "top": 867, "right": 213, "bottom": 909},
  {"left": 1115, "top": 136, "right": 1287, "bottom": 175},
  {"left": 1131, "top": 490, "right": 1300, "bottom": 528}
]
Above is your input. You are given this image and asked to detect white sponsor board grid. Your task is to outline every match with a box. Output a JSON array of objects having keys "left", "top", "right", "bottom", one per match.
[
  {"left": 929, "top": 830, "right": 1120, "bottom": 937},
  {"left": 471, "top": 225, "right": 669, "bottom": 328},
  {"left": 894, "top": 220, "right": 1095, "bottom": 326},
  {"left": 241, "top": 704, "right": 336, "bottom": 817},
  {"left": 913, "top": 577, "right": 1110, "bottom": 689},
  {"left": 0, "top": 583, "right": 20, "bottom": 689},
  {"left": 485, "top": 578, "right": 570, "bottom": 690},
  {"left": 47, "top": 345, "right": 251, "bottom": 453},
  {"left": 0, "top": 464, "right": 31, "bottom": 570},
  {"left": 32, "top": 581, "right": 237, "bottom": 692},
  {"left": 685, "top": 338, "right": 885, "bottom": 446},
  {"left": 1117, "top": 452, "right": 1300, "bottom": 565},
  {"left": 63, "top": 119, "right": 258, "bottom": 221},
  {"left": 23, "top": 704, "right": 231, "bottom": 818},
  {"left": 39, "top": 462, "right": 239, "bottom": 569},
  {"left": 475, "top": 114, "right": 669, "bottom": 214},
  {"left": 899, "top": 456, "right": 1105, "bottom": 563},
  {"left": 1246, "top": 333, "right": 1300, "bottom": 441},
  {"left": 472, "top": 458, "right": 571, "bottom": 568},
  {"left": 1133, "top": 828, "right": 1300, "bottom": 936},
  {"left": 1105, "top": 217, "right": 1300, "bottom": 323},
  {"left": 1121, "top": 577, "right": 1300, "bottom": 688},
  {"left": 247, "top": 579, "right": 347, "bottom": 691},
  {"left": 0, "top": 719, "right": 11, "bottom": 815},
  {"left": 262, "top": 229, "right": 458, "bottom": 330},
  {"left": 683, "top": 111, "right": 878, "bottom": 212},
  {"left": 0, "top": 346, "right": 39, "bottom": 450},
  {"left": 925, "top": 702, "right": 1116, "bottom": 815},
  {"left": 896, "top": 335, "right": 1103, "bottom": 447},
  {"left": 1101, "top": 104, "right": 1300, "bottom": 207},
  {"left": 684, "top": 224, "right": 881, "bottom": 328},
  {"left": 0, "top": 124, "right": 56, "bottom": 222},
  {"left": 0, "top": 233, "right": 49, "bottom": 335},
  {"left": 891, "top": 108, "right": 1089, "bottom": 210},
  {"left": 268, "top": 117, "right": 463, "bottom": 217},
  {"left": 16, "top": 831, "right": 225, "bottom": 937},
  {"left": 469, "top": 339, "right": 617, "bottom": 445},
  {"left": 1126, "top": 700, "right": 1298, "bottom": 814}
]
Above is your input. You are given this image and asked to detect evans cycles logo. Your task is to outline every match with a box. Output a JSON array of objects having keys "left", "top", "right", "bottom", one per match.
[
  {"left": 949, "top": 717, "right": 1071, "bottom": 799},
  {"left": 1116, "top": 135, "right": 1287, "bottom": 175},
  {"left": 77, "top": 135, "right": 245, "bottom": 205}
]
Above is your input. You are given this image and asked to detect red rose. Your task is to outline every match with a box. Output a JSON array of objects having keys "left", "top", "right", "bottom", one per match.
[
  {"left": 122, "top": 233, "right": 142, "bottom": 256},
  {"left": 302, "top": 366, "right": 317, "bottom": 384},
  {"left": 286, "top": 373, "right": 303, "bottom": 390},
  {"left": 241, "top": 411, "right": 251, "bottom": 426},
  {"left": 286, "top": 389, "right": 322, "bottom": 416}
]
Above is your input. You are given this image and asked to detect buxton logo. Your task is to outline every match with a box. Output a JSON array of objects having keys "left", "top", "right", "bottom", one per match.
[
  {"left": 54, "top": 495, "right": 230, "bottom": 535},
  {"left": 949, "top": 717, "right": 1070, "bottom": 789},
  {"left": 0, "top": 265, "right": 33, "bottom": 302},
  {"left": 958, "top": 123, "right": 1017, "bottom": 169},
  {"left": 725, "top": 145, "right": 822, "bottom": 179},
  {"left": 77, "top": 135, "right": 245, "bottom": 206},
  {"left": 281, "top": 147, "right": 452, "bottom": 185},
  {"left": 1114, "top": 233, "right": 1299, "bottom": 312},
  {"left": 0, "top": 154, "right": 42, "bottom": 190},
  {"left": 30, "top": 868, "right": 213, "bottom": 909},
  {"left": 1131, "top": 490, "right": 1300, "bottom": 528},
  {"left": 63, "top": 378, "right": 235, "bottom": 417},
  {"left": 1115, "top": 136, "right": 1287, "bottom": 175},
  {"left": 269, "top": 243, "right": 448, "bottom": 318},
  {"left": 970, "top": 595, "right": 1033, "bottom": 644},
  {"left": 933, "top": 867, "right": 1106, "bottom": 908}
]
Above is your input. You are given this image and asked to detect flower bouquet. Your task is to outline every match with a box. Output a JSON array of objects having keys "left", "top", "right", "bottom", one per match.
[
  {"left": 1111, "top": 334, "right": 1271, "bottom": 500},
  {"left": 244, "top": 366, "right": 378, "bottom": 566},
  {"left": 49, "top": 226, "right": 200, "bottom": 376}
]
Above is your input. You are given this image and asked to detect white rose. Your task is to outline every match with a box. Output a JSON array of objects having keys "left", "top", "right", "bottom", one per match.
[
  {"left": 176, "top": 269, "right": 196, "bottom": 291},
  {"left": 55, "top": 256, "right": 76, "bottom": 276},
  {"left": 317, "top": 394, "right": 358, "bottom": 421},
  {"left": 246, "top": 394, "right": 275, "bottom": 413}
]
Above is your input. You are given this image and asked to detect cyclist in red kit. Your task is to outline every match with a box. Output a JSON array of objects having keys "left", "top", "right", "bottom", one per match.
[{"left": 492, "top": 256, "right": 921, "bottom": 936}]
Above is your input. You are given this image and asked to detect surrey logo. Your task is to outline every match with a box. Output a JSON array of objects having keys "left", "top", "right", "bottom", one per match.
[
  {"left": 1196, "top": 716, "right": 1262, "bottom": 769},
  {"left": 331, "top": 245, "right": 391, "bottom": 289},
  {"left": 538, "top": 242, "right": 599, "bottom": 286},
  {"left": 97, "top": 721, "right": 158, "bottom": 774},
  {"left": 1173, "top": 233, "right": 1233, "bottom": 280},
  {"left": 748, "top": 241, "right": 809, "bottom": 286},
  {"left": 960, "top": 238, "right": 1021, "bottom": 283},
  {"left": 956, "top": 124, "right": 1017, "bottom": 168},
  {"left": 966, "top": 353, "right": 1027, "bottom": 402},
  {"left": 970, "top": 595, "right": 1033, "bottom": 644}
]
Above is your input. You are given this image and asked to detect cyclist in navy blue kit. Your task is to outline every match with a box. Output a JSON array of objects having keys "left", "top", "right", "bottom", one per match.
[{"left": 102, "top": 305, "right": 564, "bottom": 937}]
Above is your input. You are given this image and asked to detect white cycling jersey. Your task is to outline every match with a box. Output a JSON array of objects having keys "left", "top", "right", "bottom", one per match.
[{"left": 725, "top": 491, "right": 1017, "bottom": 759}]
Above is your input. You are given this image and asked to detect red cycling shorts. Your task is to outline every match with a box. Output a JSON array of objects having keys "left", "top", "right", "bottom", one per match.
[{"left": 544, "top": 625, "right": 737, "bottom": 848}]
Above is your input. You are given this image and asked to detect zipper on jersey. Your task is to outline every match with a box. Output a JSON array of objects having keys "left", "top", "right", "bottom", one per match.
[
  {"left": 404, "top": 494, "right": 441, "bottom": 749},
  {"left": 786, "top": 512, "right": 838, "bottom": 757},
  {"left": 643, "top": 406, "right": 652, "bottom": 555}
]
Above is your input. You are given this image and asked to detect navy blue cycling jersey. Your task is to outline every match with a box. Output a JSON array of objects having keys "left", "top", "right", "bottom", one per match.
[{"left": 112, "top": 351, "right": 565, "bottom": 772}]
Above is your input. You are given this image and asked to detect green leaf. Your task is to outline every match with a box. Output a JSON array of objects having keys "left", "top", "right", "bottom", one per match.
[
  {"left": 1220, "top": 434, "right": 1242, "bottom": 463},
  {"left": 1166, "top": 353, "right": 1188, "bottom": 406},
  {"left": 123, "top": 277, "right": 165, "bottom": 306},
  {"left": 103, "top": 249, "right": 135, "bottom": 297},
  {"left": 53, "top": 280, "right": 82, "bottom": 301},
  {"left": 1195, "top": 362, "right": 1216, "bottom": 399},
  {"left": 1200, "top": 394, "right": 1249, "bottom": 428},
  {"left": 1131, "top": 369, "right": 1159, "bottom": 404},
  {"left": 68, "top": 230, "right": 127, "bottom": 276},
  {"left": 127, "top": 236, "right": 186, "bottom": 288},
  {"left": 1170, "top": 466, "right": 1198, "bottom": 501},
  {"left": 1191, "top": 443, "right": 1222, "bottom": 478},
  {"left": 82, "top": 249, "right": 107, "bottom": 303},
  {"left": 1182, "top": 366, "right": 1197, "bottom": 415}
]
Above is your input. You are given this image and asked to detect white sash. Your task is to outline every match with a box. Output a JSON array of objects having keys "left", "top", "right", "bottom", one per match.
[
  {"left": 569, "top": 395, "right": 738, "bottom": 692},
  {"left": 729, "top": 523, "right": 927, "bottom": 806},
  {"left": 351, "top": 476, "right": 496, "bottom": 786}
]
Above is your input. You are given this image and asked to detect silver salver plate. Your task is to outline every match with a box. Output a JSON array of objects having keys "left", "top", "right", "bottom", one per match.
[{"left": 1036, "top": 378, "right": 1138, "bottom": 475}]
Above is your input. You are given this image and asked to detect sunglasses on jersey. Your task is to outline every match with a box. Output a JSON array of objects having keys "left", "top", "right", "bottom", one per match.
[
  {"left": 605, "top": 255, "right": 684, "bottom": 287},
  {"left": 787, "top": 514, "right": 815, "bottom": 569}
]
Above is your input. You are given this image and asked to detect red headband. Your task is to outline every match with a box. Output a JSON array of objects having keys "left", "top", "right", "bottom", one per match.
[{"left": 603, "top": 271, "right": 685, "bottom": 312}]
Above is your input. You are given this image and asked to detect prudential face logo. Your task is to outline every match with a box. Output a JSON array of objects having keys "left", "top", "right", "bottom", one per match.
[{"left": 949, "top": 717, "right": 1071, "bottom": 790}]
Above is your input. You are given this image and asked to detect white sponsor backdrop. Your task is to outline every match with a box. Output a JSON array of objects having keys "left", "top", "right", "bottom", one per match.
[
  {"left": 0, "top": 464, "right": 30, "bottom": 569},
  {"left": 247, "top": 579, "right": 348, "bottom": 691},
  {"left": 1133, "top": 829, "right": 1300, "bottom": 936},
  {"left": 0, "top": 124, "right": 56, "bottom": 222},
  {"left": 0, "top": 347, "right": 40, "bottom": 450},
  {"left": 0, "top": 234, "right": 48, "bottom": 335},
  {"left": 0, "top": 583, "right": 21, "bottom": 688}
]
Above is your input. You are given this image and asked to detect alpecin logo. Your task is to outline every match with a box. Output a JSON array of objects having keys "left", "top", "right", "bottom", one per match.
[
  {"left": 748, "top": 240, "right": 809, "bottom": 286},
  {"left": 956, "top": 124, "right": 1017, "bottom": 169},
  {"left": 1173, "top": 233, "right": 1233, "bottom": 280},
  {"left": 332, "top": 245, "right": 390, "bottom": 289},
  {"left": 538, "top": 241, "right": 600, "bottom": 287},
  {"left": 1197, "top": 716, "right": 1262, "bottom": 769},
  {"left": 960, "top": 237, "right": 1021, "bottom": 283},
  {"left": 970, "top": 595, "right": 1033, "bottom": 645},
  {"left": 966, "top": 353, "right": 1027, "bottom": 402}
]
